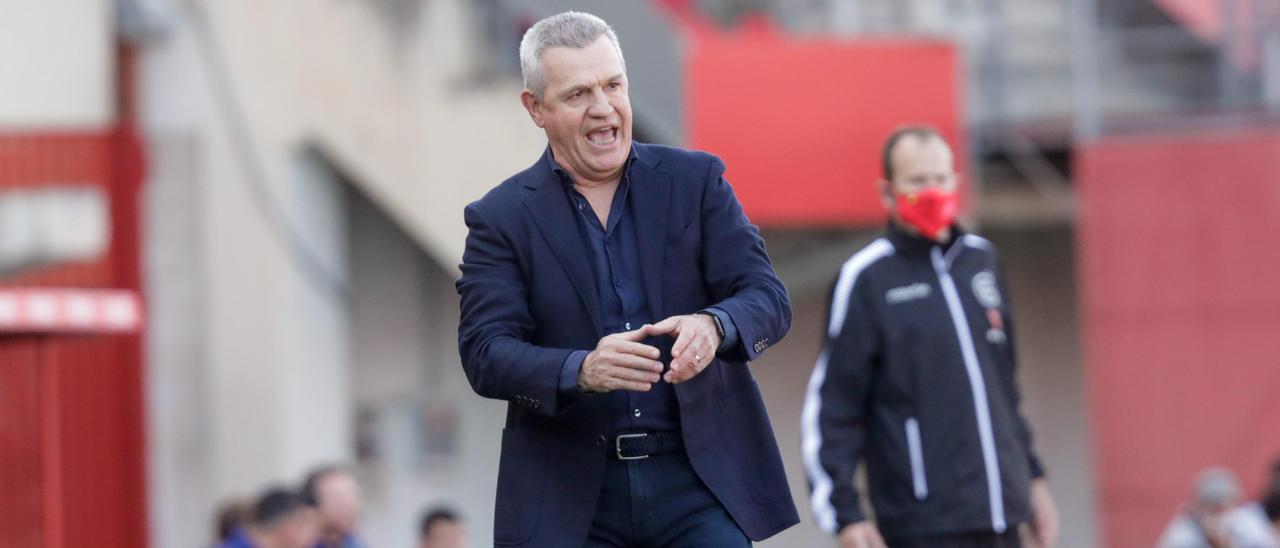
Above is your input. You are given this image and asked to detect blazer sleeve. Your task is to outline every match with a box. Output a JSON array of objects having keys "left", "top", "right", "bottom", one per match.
[
  {"left": 456, "top": 202, "right": 577, "bottom": 417},
  {"left": 697, "top": 155, "right": 792, "bottom": 362}
]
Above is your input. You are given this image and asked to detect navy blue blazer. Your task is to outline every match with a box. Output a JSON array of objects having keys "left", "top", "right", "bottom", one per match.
[{"left": 456, "top": 143, "right": 798, "bottom": 546}]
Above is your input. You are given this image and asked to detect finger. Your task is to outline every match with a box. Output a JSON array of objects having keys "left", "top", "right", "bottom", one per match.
[
  {"left": 666, "top": 361, "right": 699, "bottom": 384},
  {"left": 1039, "top": 527, "right": 1055, "bottom": 547},
  {"left": 613, "top": 324, "right": 654, "bottom": 342},
  {"left": 677, "top": 335, "right": 713, "bottom": 374},
  {"left": 610, "top": 353, "right": 665, "bottom": 374},
  {"left": 671, "top": 322, "right": 695, "bottom": 358},
  {"left": 692, "top": 333, "right": 714, "bottom": 365},
  {"left": 664, "top": 367, "right": 682, "bottom": 384},
  {"left": 664, "top": 357, "right": 686, "bottom": 383},
  {"left": 609, "top": 378, "right": 652, "bottom": 392},
  {"left": 606, "top": 362, "right": 661, "bottom": 384},
  {"left": 610, "top": 340, "right": 661, "bottom": 360},
  {"left": 868, "top": 528, "right": 888, "bottom": 548},
  {"left": 648, "top": 316, "right": 681, "bottom": 336}
]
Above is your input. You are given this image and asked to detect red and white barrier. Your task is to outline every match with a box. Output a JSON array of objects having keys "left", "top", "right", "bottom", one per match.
[{"left": 0, "top": 288, "right": 141, "bottom": 333}]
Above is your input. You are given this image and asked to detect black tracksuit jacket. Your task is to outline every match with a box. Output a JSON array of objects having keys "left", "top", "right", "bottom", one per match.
[{"left": 801, "top": 223, "right": 1045, "bottom": 541}]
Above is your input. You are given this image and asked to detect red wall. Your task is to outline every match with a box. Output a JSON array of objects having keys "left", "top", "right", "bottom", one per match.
[
  {"left": 0, "top": 131, "right": 147, "bottom": 548},
  {"left": 686, "top": 31, "right": 966, "bottom": 227},
  {"left": 1077, "top": 129, "right": 1280, "bottom": 547},
  {"left": 0, "top": 336, "right": 145, "bottom": 548},
  {"left": 0, "top": 341, "right": 44, "bottom": 547},
  {"left": 0, "top": 44, "right": 147, "bottom": 547}
]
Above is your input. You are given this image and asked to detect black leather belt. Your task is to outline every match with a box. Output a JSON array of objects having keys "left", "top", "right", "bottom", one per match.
[{"left": 610, "top": 431, "right": 683, "bottom": 461}]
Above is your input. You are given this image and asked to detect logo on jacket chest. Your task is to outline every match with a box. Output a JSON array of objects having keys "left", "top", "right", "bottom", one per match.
[
  {"left": 885, "top": 282, "right": 932, "bottom": 304},
  {"left": 971, "top": 271, "right": 1002, "bottom": 309},
  {"left": 972, "top": 271, "right": 1007, "bottom": 344}
]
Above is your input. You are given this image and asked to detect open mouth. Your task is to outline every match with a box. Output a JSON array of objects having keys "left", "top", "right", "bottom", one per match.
[{"left": 586, "top": 126, "right": 619, "bottom": 147}]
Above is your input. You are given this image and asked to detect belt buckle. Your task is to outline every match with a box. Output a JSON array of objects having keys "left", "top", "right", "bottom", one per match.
[{"left": 615, "top": 433, "right": 649, "bottom": 461}]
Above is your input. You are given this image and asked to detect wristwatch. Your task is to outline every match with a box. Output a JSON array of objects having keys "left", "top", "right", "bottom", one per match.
[{"left": 696, "top": 310, "right": 726, "bottom": 342}]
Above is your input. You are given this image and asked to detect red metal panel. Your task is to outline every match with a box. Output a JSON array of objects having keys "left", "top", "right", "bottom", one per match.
[
  {"left": 47, "top": 337, "right": 144, "bottom": 547},
  {"left": 0, "top": 339, "right": 45, "bottom": 548},
  {"left": 0, "top": 41, "right": 148, "bottom": 548},
  {"left": 686, "top": 32, "right": 967, "bottom": 227},
  {"left": 1077, "top": 129, "right": 1280, "bottom": 547}
]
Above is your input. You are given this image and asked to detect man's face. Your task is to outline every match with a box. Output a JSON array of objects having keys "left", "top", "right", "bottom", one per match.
[
  {"left": 420, "top": 520, "right": 466, "bottom": 548},
  {"left": 879, "top": 135, "right": 958, "bottom": 216},
  {"left": 521, "top": 35, "right": 632, "bottom": 185},
  {"left": 316, "top": 472, "right": 363, "bottom": 534},
  {"left": 276, "top": 507, "right": 321, "bottom": 548}
]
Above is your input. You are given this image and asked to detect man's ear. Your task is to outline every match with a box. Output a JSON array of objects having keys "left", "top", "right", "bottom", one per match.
[
  {"left": 520, "top": 90, "right": 545, "bottom": 128},
  {"left": 877, "top": 178, "right": 896, "bottom": 212}
]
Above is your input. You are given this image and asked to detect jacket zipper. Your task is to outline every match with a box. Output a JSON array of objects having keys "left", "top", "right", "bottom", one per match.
[{"left": 931, "top": 246, "right": 1007, "bottom": 533}]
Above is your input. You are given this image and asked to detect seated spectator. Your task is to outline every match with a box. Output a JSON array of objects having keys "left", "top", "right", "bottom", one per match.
[
  {"left": 1260, "top": 459, "right": 1280, "bottom": 536},
  {"left": 212, "top": 497, "right": 253, "bottom": 546},
  {"left": 301, "top": 465, "right": 365, "bottom": 548},
  {"left": 1158, "top": 467, "right": 1279, "bottom": 548},
  {"left": 418, "top": 506, "right": 466, "bottom": 548},
  {"left": 219, "top": 487, "right": 321, "bottom": 548}
]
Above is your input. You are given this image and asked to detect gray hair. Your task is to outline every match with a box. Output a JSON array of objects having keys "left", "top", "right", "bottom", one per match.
[{"left": 519, "top": 11, "right": 626, "bottom": 100}]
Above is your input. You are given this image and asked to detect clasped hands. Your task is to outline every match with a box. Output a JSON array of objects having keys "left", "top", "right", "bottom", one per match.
[{"left": 577, "top": 314, "right": 721, "bottom": 393}]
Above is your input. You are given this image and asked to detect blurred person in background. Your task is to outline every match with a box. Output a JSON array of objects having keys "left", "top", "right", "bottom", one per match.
[
  {"left": 1157, "top": 467, "right": 1279, "bottom": 548},
  {"left": 456, "top": 10, "right": 796, "bottom": 547},
  {"left": 1264, "top": 459, "right": 1280, "bottom": 534},
  {"left": 301, "top": 465, "right": 366, "bottom": 548},
  {"left": 1234, "top": 459, "right": 1280, "bottom": 547},
  {"left": 213, "top": 497, "right": 254, "bottom": 547},
  {"left": 801, "top": 126, "right": 1059, "bottom": 548},
  {"left": 219, "top": 487, "right": 322, "bottom": 548},
  {"left": 417, "top": 506, "right": 466, "bottom": 548}
]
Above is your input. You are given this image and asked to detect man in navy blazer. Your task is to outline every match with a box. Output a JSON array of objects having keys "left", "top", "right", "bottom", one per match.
[{"left": 456, "top": 11, "right": 798, "bottom": 547}]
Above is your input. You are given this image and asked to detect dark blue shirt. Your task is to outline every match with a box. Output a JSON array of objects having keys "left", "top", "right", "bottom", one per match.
[
  {"left": 312, "top": 535, "right": 363, "bottom": 548},
  {"left": 218, "top": 529, "right": 255, "bottom": 548},
  {"left": 547, "top": 148, "right": 738, "bottom": 433}
]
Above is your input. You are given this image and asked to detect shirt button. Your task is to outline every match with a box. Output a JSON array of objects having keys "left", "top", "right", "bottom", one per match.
[
  {"left": 577, "top": 202, "right": 585, "bottom": 210},
  {"left": 614, "top": 281, "right": 623, "bottom": 289},
  {"left": 625, "top": 322, "right": 632, "bottom": 330},
  {"left": 633, "top": 409, "right": 642, "bottom": 418}
]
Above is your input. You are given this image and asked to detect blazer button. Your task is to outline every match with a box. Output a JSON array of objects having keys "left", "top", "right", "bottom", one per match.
[{"left": 596, "top": 435, "right": 607, "bottom": 447}]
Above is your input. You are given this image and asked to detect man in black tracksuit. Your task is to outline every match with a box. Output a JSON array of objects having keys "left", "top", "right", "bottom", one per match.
[{"left": 802, "top": 127, "right": 1059, "bottom": 548}]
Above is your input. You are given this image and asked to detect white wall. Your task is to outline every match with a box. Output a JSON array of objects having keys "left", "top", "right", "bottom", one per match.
[
  {"left": 346, "top": 186, "right": 506, "bottom": 548},
  {"left": 141, "top": 0, "right": 544, "bottom": 546},
  {"left": 0, "top": 0, "right": 114, "bottom": 129}
]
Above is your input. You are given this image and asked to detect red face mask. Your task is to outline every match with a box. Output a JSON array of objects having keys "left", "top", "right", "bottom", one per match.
[{"left": 895, "top": 188, "right": 958, "bottom": 240}]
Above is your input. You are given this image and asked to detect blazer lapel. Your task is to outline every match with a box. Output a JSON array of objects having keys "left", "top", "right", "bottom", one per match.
[
  {"left": 523, "top": 170, "right": 603, "bottom": 337},
  {"left": 629, "top": 149, "right": 672, "bottom": 321}
]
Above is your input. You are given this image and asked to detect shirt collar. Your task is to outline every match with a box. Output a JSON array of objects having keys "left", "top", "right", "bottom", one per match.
[{"left": 542, "top": 144, "right": 639, "bottom": 186}]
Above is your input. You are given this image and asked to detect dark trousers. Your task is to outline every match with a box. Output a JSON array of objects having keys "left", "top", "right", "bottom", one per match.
[
  {"left": 889, "top": 529, "right": 1023, "bottom": 548},
  {"left": 582, "top": 451, "right": 750, "bottom": 547}
]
